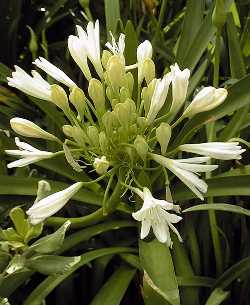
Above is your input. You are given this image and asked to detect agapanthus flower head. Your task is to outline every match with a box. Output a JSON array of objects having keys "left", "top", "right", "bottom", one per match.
[
  {"left": 7, "top": 66, "right": 52, "bottom": 101},
  {"left": 5, "top": 137, "right": 53, "bottom": 168},
  {"left": 132, "top": 187, "right": 182, "bottom": 246}
]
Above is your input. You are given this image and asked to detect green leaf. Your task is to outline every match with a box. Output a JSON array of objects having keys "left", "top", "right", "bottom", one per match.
[
  {"left": 104, "top": 0, "right": 121, "bottom": 36},
  {"left": 124, "top": 21, "right": 138, "bottom": 65},
  {"left": 23, "top": 247, "right": 137, "bottom": 305},
  {"left": 173, "top": 175, "right": 250, "bottom": 201},
  {"left": 176, "top": 0, "right": 205, "bottom": 65},
  {"left": 139, "top": 239, "right": 180, "bottom": 305},
  {"left": 30, "top": 221, "right": 70, "bottom": 254},
  {"left": 90, "top": 265, "right": 136, "bottom": 305},
  {"left": 26, "top": 255, "right": 80, "bottom": 275},
  {"left": 205, "top": 288, "right": 230, "bottom": 305},
  {"left": 183, "top": 203, "right": 250, "bottom": 216}
]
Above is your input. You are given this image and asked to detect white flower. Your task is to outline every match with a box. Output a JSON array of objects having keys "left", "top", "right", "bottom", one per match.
[
  {"left": 183, "top": 87, "right": 228, "bottom": 118},
  {"left": 132, "top": 187, "right": 182, "bottom": 246},
  {"left": 137, "top": 40, "right": 153, "bottom": 63},
  {"left": 106, "top": 32, "right": 125, "bottom": 60},
  {"left": 68, "top": 35, "right": 92, "bottom": 80},
  {"left": 179, "top": 142, "right": 246, "bottom": 160},
  {"left": 5, "top": 137, "right": 53, "bottom": 168},
  {"left": 10, "top": 117, "right": 58, "bottom": 141},
  {"left": 26, "top": 182, "right": 83, "bottom": 224},
  {"left": 147, "top": 74, "right": 171, "bottom": 124},
  {"left": 76, "top": 21, "right": 103, "bottom": 78},
  {"left": 150, "top": 154, "right": 218, "bottom": 200},
  {"left": 93, "top": 156, "right": 110, "bottom": 174},
  {"left": 169, "top": 63, "right": 190, "bottom": 114},
  {"left": 33, "top": 57, "right": 76, "bottom": 88},
  {"left": 7, "top": 66, "right": 52, "bottom": 101}
]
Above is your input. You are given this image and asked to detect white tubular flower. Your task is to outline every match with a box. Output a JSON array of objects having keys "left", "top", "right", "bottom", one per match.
[
  {"left": 93, "top": 156, "right": 110, "bottom": 174},
  {"left": 169, "top": 63, "right": 190, "bottom": 114},
  {"left": 10, "top": 117, "right": 59, "bottom": 142},
  {"left": 26, "top": 182, "right": 83, "bottom": 224},
  {"left": 5, "top": 137, "right": 53, "bottom": 168},
  {"left": 147, "top": 74, "right": 171, "bottom": 124},
  {"left": 7, "top": 66, "right": 52, "bottom": 101},
  {"left": 137, "top": 40, "right": 153, "bottom": 84},
  {"left": 33, "top": 57, "right": 76, "bottom": 88},
  {"left": 132, "top": 187, "right": 182, "bottom": 246},
  {"left": 106, "top": 32, "right": 125, "bottom": 61},
  {"left": 183, "top": 87, "right": 228, "bottom": 118},
  {"left": 68, "top": 35, "right": 92, "bottom": 80},
  {"left": 76, "top": 20, "right": 103, "bottom": 78},
  {"left": 150, "top": 154, "right": 218, "bottom": 200},
  {"left": 179, "top": 142, "right": 246, "bottom": 160}
]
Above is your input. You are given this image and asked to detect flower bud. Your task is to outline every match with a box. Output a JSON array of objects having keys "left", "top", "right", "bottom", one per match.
[
  {"left": 101, "top": 50, "right": 112, "bottom": 69},
  {"left": 62, "top": 125, "right": 86, "bottom": 147},
  {"left": 27, "top": 26, "right": 38, "bottom": 60},
  {"left": 137, "top": 40, "right": 153, "bottom": 63},
  {"left": 88, "top": 78, "right": 106, "bottom": 116},
  {"left": 87, "top": 126, "right": 100, "bottom": 147},
  {"left": 119, "top": 87, "right": 130, "bottom": 102},
  {"left": 99, "top": 131, "right": 109, "bottom": 154},
  {"left": 156, "top": 123, "right": 171, "bottom": 154},
  {"left": 51, "top": 84, "right": 70, "bottom": 113},
  {"left": 102, "top": 111, "right": 118, "bottom": 136},
  {"left": 125, "top": 72, "right": 134, "bottom": 95},
  {"left": 134, "top": 135, "right": 148, "bottom": 161},
  {"left": 142, "top": 58, "right": 155, "bottom": 85},
  {"left": 69, "top": 87, "right": 86, "bottom": 119},
  {"left": 142, "top": 79, "right": 157, "bottom": 115},
  {"left": 10, "top": 118, "right": 59, "bottom": 142},
  {"left": 93, "top": 156, "right": 110, "bottom": 175},
  {"left": 107, "top": 55, "right": 125, "bottom": 89},
  {"left": 137, "top": 117, "right": 148, "bottom": 130},
  {"left": 114, "top": 99, "right": 136, "bottom": 126},
  {"left": 183, "top": 87, "right": 228, "bottom": 118}
]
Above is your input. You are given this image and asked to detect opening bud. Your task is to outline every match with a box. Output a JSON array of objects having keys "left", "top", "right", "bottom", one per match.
[
  {"left": 102, "top": 50, "right": 112, "bottom": 69},
  {"left": 10, "top": 118, "right": 59, "bottom": 142}
]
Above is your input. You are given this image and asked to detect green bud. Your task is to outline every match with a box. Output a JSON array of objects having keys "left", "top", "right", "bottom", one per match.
[
  {"left": 114, "top": 99, "right": 136, "bottom": 126},
  {"left": 107, "top": 55, "right": 125, "bottom": 89},
  {"left": 142, "top": 79, "right": 157, "bottom": 115},
  {"left": 120, "top": 87, "right": 130, "bottom": 102},
  {"left": 111, "top": 98, "right": 119, "bottom": 109},
  {"left": 99, "top": 131, "right": 109, "bottom": 154},
  {"left": 102, "top": 50, "right": 112, "bottom": 69},
  {"left": 69, "top": 87, "right": 86, "bottom": 119},
  {"left": 143, "top": 58, "right": 155, "bottom": 85},
  {"left": 125, "top": 72, "right": 134, "bottom": 95},
  {"left": 88, "top": 78, "right": 106, "bottom": 116},
  {"left": 137, "top": 117, "right": 148, "bottom": 130},
  {"left": 51, "top": 85, "right": 70, "bottom": 113},
  {"left": 106, "top": 86, "right": 113, "bottom": 102},
  {"left": 102, "top": 111, "right": 118, "bottom": 135},
  {"left": 27, "top": 26, "right": 38, "bottom": 60},
  {"left": 62, "top": 125, "right": 86, "bottom": 147},
  {"left": 87, "top": 126, "right": 100, "bottom": 147},
  {"left": 156, "top": 122, "right": 171, "bottom": 155},
  {"left": 134, "top": 135, "right": 148, "bottom": 161}
]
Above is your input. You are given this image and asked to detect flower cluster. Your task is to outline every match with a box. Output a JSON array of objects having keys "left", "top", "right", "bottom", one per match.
[{"left": 6, "top": 21, "right": 245, "bottom": 246}]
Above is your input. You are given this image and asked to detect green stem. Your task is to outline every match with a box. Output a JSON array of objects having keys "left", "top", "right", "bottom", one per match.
[{"left": 206, "top": 28, "right": 223, "bottom": 276}]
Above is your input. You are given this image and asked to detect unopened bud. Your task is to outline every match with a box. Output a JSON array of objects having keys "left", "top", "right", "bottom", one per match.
[
  {"left": 183, "top": 87, "right": 228, "bottom": 118},
  {"left": 102, "top": 111, "right": 118, "bottom": 135},
  {"left": 119, "top": 87, "right": 130, "bottom": 102},
  {"left": 88, "top": 78, "right": 106, "bottom": 116},
  {"left": 134, "top": 135, "right": 148, "bottom": 161},
  {"left": 156, "top": 123, "right": 171, "bottom": 154},
  {"left": 69, "top": 86, "right": 86, "bottom": 119},
  {"left": 27, "top": 26, "right": 38, "bottom": 60},
  {"left": 62, "top": 125, "right": 86, "bottom": 147},
  {"left": 87, "top": 126, "right": 99, "bottom": 147},
  {"left": 99, "top": 131, "right": 109, "bottom": 154},
  {"left": 137, "top": 117, "right": 148, "bottom": 130},
  {"left": 51, "top": 84, "right": 70, "bottom": 113},
  {"left": 102, "top": 50, "right": 112, "bottom": 69},
  {"left": 142, "top": 58, "right": 155, "bottom": 85},
  {"left": 107, "top": 55, "right": 125, "bottom": 89},
  {"left": 10, "top": 118, "right": 59, "bottom": 142},
  {"left": 114, "top": 99, "right": 136, "bottom": 126},
  {"left": 93, "top": 156, "right": 110, "bottom": 175},
  {"left": 125, "top": 72, "right": 134, "bottom": 95}
]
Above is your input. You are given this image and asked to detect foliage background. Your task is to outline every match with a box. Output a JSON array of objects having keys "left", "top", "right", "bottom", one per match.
[{"left": 0, "top": 0, "right": 250, "bottom": 305}]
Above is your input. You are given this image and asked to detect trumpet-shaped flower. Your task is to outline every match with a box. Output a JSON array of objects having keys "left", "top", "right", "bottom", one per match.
[
  {"left": 7, "top": 66, "right": 52, "bottom": 101},
  {"left": 169, "top": 63, "right": 190, "bottom": 115},
  {"left": 33, "top": 57, "right": 76, "bottom": 88},
  {"left": 5, "top": 137, "right": 53, "bottom": 168},
  {"left": 26, "top": 182, "right": 83, "bottom": 224},
  {"left": 68, "top": 35, "right": 92, "bottom": 80},
  {"left": 93, "top": 156, "right": 110, "bottom": 174},
  {"left": 147, "top": 74, "right": 171, "bottom": 124},
  {"left": 183, "top": 87, "right": 228, "bottom": 118},
  {"left": 106, "top": 32, "right": 125, "bottom": 61},
  {"left": 179, "top": 142, "right": 246, "bottom": 160},
  {"left": 150, "top": 154, "right": 218, "bottom": 200},
  {"left": 76, "top": 21, "right": 103, "bottom": 78},
  {"left": 132, "top": 187, "right": 182, "bottom": 246}
]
